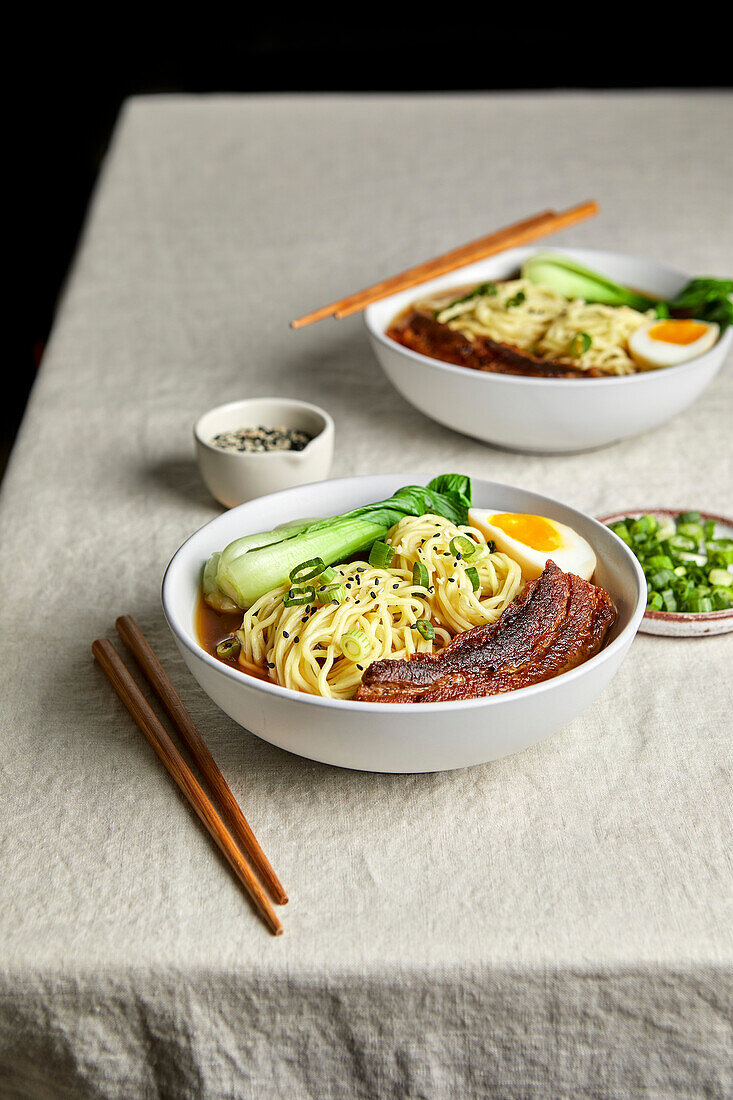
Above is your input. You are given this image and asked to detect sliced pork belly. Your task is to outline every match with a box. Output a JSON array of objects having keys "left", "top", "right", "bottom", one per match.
[
  {"left": 357, "top": 561, "right": 617, "bottom": 703},
  {"left": 386, "top": 310, "right": 605, "bottom": 378}
]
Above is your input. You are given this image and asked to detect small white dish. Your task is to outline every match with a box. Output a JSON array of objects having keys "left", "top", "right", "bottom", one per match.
[
  {"left": 364, "top": 247, "right": 732, "bottom": 454},
  {"left": 162, "top": 474, "right": 646, "bottom": 773},
  {"left": 599, "top": 509, "right": 733, "bottom": 637},
  {"left": 194, "top": 397, "right": 334, "bottom": 508}
]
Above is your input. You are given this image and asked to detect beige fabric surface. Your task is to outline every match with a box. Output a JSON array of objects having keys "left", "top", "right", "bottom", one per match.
[{"left": 1, "top": 93, "right": 732, "bottom": 1098}]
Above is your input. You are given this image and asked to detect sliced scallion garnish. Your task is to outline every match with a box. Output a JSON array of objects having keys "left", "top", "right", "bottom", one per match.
[
  {"left": 412, "top": 619, "right": 435, "bottom": 641},
  {"left": 567, "top": 331, "right": 592, "bottom": 357},
  {"left": 282, "top": 585, "right": 316, "bottom": 606},
  {"left": 368, "top": 540, "right": 395, "bottom": 569},
  {"left": 316, "top": 583, "right": 345, "bottom": 605},
  {"left": 412, "top": 562, "right": 430, "bottom": 589},
  {"left": 339, "top": 630, "right": 370, "bottom": 662},
  {"left": 449, "top": 534, "right": 480, "bottom": 560},
  {"left": 465, "top": 566, "right": 480, "bottom": 592},
  {"left": 216, "top": 636, "right": 241, "bottom": 660},
  {"left": 289, "top": 557, "right": 326, "bottom": 584}
]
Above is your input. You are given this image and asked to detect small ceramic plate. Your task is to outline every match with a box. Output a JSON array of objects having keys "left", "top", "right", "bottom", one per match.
[{"left": 598, "top": 509, "right": 733, "bottom": 637}]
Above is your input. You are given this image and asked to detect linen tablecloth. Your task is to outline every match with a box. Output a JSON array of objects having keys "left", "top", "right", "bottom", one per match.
[{"left": 1, "top": 93, "right": 732, "bottom": 1098}]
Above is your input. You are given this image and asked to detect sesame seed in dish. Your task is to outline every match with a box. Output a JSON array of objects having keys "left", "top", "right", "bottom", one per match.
[{"left": 210, "top": 426, "right": 313, "bottom": 453}]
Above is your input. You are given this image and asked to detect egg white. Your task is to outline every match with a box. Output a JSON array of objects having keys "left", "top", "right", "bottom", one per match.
[
  {"left": 627, "top": 320, "right": 718, "bottom": 369},
  {"left": 469, "top": 509, "right": 596, "bottom": 581}
]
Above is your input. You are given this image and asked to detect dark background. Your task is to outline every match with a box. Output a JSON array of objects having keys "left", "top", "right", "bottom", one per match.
[{"left": 10, "top": 24, "right": 731, "bottom": 476}]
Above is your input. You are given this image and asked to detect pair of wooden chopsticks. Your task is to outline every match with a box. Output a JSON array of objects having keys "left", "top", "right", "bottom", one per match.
[
  {"left": 92, "top": 617, "right": 286, "bottom": 936},
  {"left": 290, "top": 200, "right": 599, "bottom": 329}
]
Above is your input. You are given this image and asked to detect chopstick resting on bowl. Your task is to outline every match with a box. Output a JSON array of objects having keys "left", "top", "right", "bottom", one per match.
[
  {"left": 92, "top": 636, "right": 284, "bottom": 936},
  {"left": 290, "top": 200, "right": 599, "bottom": 329}
]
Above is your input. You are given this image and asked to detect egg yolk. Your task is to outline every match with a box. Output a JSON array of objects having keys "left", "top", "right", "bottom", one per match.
[
  {"left": 647, "top": 320, "right": 708, "bottom": 345},
  {"left": 489, "top": 513, "right": 562, "bottom": 551}
]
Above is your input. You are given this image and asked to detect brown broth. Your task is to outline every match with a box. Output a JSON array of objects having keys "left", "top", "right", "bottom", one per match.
[{"left": 195, "top": 592, "right": 271, "bottom": 683}]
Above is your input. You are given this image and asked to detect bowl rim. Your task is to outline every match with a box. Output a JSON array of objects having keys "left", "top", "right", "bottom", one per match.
[
  {"left": 598, "top": 507, "right": 733, "bottom": 625},
  {"left": 193, "top": 397, "right": 334, "bottom": 461},
  {"left": 162, "top": 473, "right": 648, "bottom": 714},
  {"left": 364, "top": 245, "right": 733, "bottom": 388}
]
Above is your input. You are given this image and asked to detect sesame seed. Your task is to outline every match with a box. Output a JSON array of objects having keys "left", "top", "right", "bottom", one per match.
[
  {"left": 282, "top": 630, "right": 290, "bottom": 638},
  {"left": 267, "top": 661, "right": 275, "bottom": 669},
  {"left": 393, "top": 583, "right": 399, "bottom": 589},
  {"left": 357, "top": 664, "right": 364, "bottom": 671},
  {"left": 293, "top": 636, "right": 299, "bottom": 643}
]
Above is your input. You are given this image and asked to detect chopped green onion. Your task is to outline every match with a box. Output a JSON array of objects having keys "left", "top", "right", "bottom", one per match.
[
  {"left": 654, "top": 302, "right": 670, "bottom": 319},
  {"left": 289, "top": 557, "right": 326, "bottom": 584},
  {"left": 282, "top": 585, "right": 316, "bottom": 606},
  {"left": 412, "top": 562, "right": 430, "bottom": 589},
  {"left": 505, "top": 290, "right": 526, "bottom": 309},
  {"left": 413, "top": 619, "right": 435, "bottom": 641},
  {"left": 216, "top": 636, "right": 241, "bottom": 660},
  {"left": 677, "top": 522, "right": 704, "bottom": 542},
  {"left": 465, "top": 566, "right": 480, "bottom": 592},
  {"left": 610, "top": 522, "right": 631, "bottom": 545},
  {"left": 666, "top": 534, "right": 697, "bottom": 554},
  {"left": 339, "top": 630, "right": 370, "bottom": 662},
  {"left": 368, "top": 540, "right": 395, "bottom": 569},
  {"left": 567, "top": 331, "right": 592, "bottom": 357},
  {"left": 449, "top": 534, "right": 480, "bottom": 560},
  {"left": 685, "top": 596, "right": 713, "bottom": 613},
  {"left": 631, "top": 515, "right": 658, "bottom": 535},
  {"left": 316, "top": 583, "right": 345, "bottom": 605},
  {"left": 609, "top": 510, "right": 728, "bottom": 616},
  {"left": 645, "top": 555, "right": 674, "bottom": 572},
  {"left": 660, "top": 589, "right": 677, "bottom": 612},
  {"left": 319, "top": 565, "right": 337, "bottom": 584},
  {"left": 441, "top": 281, "right": 498, "bottom": 312},
  {"left": 649, "top": 569, "right": 676, "bottom": 588}
]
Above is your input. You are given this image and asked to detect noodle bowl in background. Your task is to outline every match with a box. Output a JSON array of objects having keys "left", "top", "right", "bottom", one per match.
[{"left": 236, "top": 515, "right": 522, "bottom": 699}]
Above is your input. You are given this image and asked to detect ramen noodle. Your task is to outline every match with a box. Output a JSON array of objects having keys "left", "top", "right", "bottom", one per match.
[
  {"left": 415, "top": 279, "right": 653, "bottom": 375},
  {"left": 235, "top": 515, "right": 523, "bottom": 699}
]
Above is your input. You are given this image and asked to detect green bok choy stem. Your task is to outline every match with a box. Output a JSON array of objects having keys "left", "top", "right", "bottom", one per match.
[{"left": 205, "top": 475, "right": 472, "bottom": 610}]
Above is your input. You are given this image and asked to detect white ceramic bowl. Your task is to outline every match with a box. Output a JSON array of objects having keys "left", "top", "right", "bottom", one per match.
[
  {"left": 162, "top": 474, "right": 646, "bottom": 773},
  {"left": 365, "top": 247, "right": 732, "bottom": 454},
  {"left": 194, "top": 397, "right": 334, "bottom": 508}
]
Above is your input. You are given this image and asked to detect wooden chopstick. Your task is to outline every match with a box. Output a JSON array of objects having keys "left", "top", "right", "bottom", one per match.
[
  {"left": 290, "top": 200, "right": 599, "bottom": 329},
  {"left": 92, "top": 638, "right": 283, "bottom": 936},
  {"left": 115, "top": 615, "right": 288, "bottom": 906}
]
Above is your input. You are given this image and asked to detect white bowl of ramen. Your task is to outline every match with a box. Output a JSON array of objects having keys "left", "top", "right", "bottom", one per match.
[
  {"left": 364, "top": 247, "right": 732, "bottom": 454},
  {"left": 162, "top": 474, "right": 646, "bottom": 773}
]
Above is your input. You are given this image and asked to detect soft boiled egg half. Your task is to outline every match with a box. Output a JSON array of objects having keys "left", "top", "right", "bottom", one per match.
[
  {"left": 469, "top": 510, "right": 596, "bottom": 581},
  {"left": 627, "top": 319, "right": 718, "bottom": 369}
]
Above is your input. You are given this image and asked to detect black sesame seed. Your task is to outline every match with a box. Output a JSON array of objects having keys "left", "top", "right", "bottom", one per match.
[
  {"left": 301, "top": 616, "right": 308, "bottom": 623},
  {"left": 267, "top": 661, "right": 275, "bottom": 669},
  {"left": 393, "top": 583, "right": 399, "bottom": 589},
  {"left": 282, "top": 630, "right": 290, "bottom": 638},
  {"left": 293, "top": 636, "right": 299, "bottom": 643},
  {"left": 357, "top": 664, "right": 364, "bottom": 671}
]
